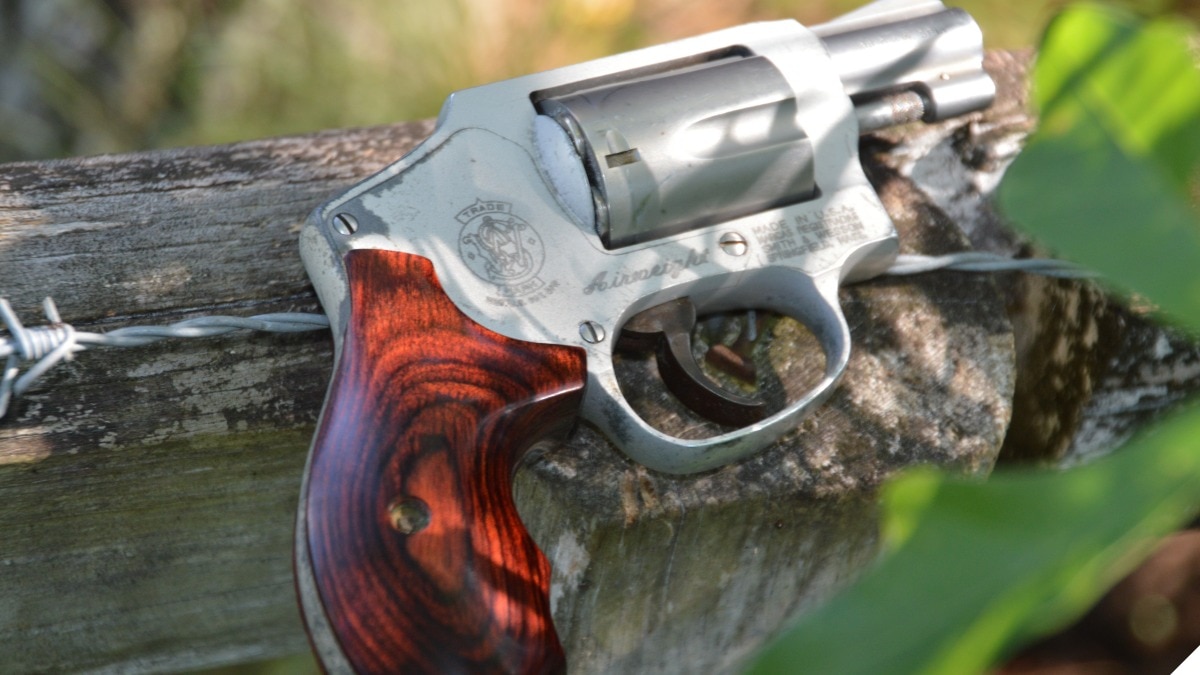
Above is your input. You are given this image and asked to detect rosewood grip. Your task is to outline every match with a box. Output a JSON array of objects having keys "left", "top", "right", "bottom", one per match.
[{"left": 300, "top": 249, "right": 586, "bottom": 674}]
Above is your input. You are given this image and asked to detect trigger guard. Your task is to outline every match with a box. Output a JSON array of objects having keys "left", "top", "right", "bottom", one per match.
[{"left": 584, "top": 267, "right": 851, "bottom": 475}]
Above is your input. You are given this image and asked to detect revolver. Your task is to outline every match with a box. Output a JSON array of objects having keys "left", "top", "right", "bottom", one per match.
[{"left": 295, "top": 0, "right": 995, "bottom": 672}]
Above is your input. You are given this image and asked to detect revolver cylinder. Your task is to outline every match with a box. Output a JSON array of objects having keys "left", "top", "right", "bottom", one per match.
[
  {"left": 535, "top": 2, "right": 993, "bottom": 252},
  {"left": 538, "top": 55, "right": 817, "bottom": 250}
]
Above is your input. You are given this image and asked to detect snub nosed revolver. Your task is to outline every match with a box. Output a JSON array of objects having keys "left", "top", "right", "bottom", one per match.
[{"left": 294, "top": 1, "right": 996, "bottom": 672}]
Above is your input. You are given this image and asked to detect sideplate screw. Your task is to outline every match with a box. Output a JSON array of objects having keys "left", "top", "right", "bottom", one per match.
[
  {"left": 579, "top": 321, "right": 606, "bottom": 344},
  {"left": 332, "top": 213, "right": 359, "bottom": 236},
  {"left": 719, "top": 232, "right": 749, "bottom": 256}
]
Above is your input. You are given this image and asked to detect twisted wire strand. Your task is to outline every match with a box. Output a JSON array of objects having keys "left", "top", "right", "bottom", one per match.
[
  {"left": 0, "top": 298, "right": 329, "bottom": 418},
  {"left": 0, "top": 252, "right": 1093, "bottom": 419},
  {"left": 885, "top": 252, "right": 1095, "bottom": 278}
]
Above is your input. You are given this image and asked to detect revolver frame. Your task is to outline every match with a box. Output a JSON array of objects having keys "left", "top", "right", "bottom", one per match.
[{"left": 300, "top": 1, "right": 991, "bottom": 474}]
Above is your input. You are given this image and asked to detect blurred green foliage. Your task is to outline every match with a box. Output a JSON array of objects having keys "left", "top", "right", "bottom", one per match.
[
  {"left": 1002, "top": 4, "right": 1200, "bottom": 327},
  {"left": 747, "top": 408, "right": 1200, "bottom": 674},
  {"left": 13, "top": 0, "right": 1200, "bottom": 162},
  {"left": 0, "top": 0, "right": 1071, "bottom": 162},
  {"left": 748, "top": 4, "right": 1200, "bottom": 673}
]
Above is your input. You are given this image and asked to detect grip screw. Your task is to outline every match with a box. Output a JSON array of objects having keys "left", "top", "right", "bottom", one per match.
[{"left": 386, "top": 496, "right": 430, "bottom": 535}]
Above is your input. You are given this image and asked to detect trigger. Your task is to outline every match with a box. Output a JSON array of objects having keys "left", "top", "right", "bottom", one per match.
[{"left": 619, "top": 298, "right": 766, "bottom": 427}]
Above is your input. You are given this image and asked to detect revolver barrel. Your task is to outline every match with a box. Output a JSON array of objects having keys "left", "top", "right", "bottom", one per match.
[{"left": 814, "top": 3, "right": 996, "bottom": 131}]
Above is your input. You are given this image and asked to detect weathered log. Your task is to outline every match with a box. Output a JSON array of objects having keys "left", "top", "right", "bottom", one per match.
[
  {"left": 0, "top": 124, "right": 433, "bottom": 673},
  {"left": 0, "top": 51, "right": 1193, "bottom": 674}
]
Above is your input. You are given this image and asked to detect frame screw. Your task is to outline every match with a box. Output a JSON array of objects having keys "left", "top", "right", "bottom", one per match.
[
  {"left": 331, "top": 213, "right": 359, "bottom": 236},
  {"left": 719, "top": 232, "right": 749, "bottom": 256},
  {"left": 579, "top": 321, "right": 606, "bottom": 344}
]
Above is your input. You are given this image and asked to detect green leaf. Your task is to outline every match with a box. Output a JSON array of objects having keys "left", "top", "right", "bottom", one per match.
[
  {"left": 1033, "top": 4, "right": 1200, "bottom": 193},
  {"left": 999, "top": 5, "right": 1200, "bottom": 331},
  {"left": 877, "top": 466, "right": 943, "bottom": 552},
  {"left": 744, "top": 406, "right": 1200, "bottom": 675}
]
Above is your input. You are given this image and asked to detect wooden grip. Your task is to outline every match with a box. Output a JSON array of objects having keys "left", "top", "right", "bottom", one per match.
[{"left": 301, "top": 249, "right": 586, "bottom": 674}]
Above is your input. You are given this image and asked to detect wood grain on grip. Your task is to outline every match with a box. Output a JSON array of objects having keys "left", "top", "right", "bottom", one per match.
[{"left": 303, "top": 249, "right": 586, "bottom": 674}]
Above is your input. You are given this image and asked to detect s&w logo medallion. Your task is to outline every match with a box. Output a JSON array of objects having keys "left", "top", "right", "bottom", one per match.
[{"left": 456, "top": 199, "right": 557, "bottom": 307}]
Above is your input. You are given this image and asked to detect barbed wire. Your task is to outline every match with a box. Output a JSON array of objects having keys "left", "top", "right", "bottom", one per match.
[
  {"left": 0, "top": 252, "right": 1093, "bottom": 419},
  {"left": 0, "top": 298, "right": 328, "bottom": 418},
  {"left": 885, "top": 252, "right": 1095, "bottom": 278}
]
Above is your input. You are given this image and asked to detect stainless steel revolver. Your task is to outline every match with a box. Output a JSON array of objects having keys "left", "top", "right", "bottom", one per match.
[{"left": 295, "top": 1, "right": 995, "bottom": 672}]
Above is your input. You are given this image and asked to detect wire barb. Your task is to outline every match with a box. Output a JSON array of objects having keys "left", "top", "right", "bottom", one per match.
[{"left": 0, "top": 298, "right": 330, "bottom": 419}]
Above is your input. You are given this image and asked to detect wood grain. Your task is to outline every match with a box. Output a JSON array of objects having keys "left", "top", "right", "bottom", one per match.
[{"left": 302, "top": 249, "right": 586, "bottom": 674}]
